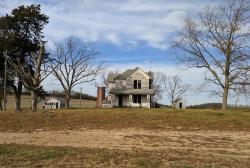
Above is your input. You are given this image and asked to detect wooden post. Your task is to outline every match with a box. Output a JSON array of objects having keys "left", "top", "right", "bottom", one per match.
[
  {"left": 80, "top": 86, "right": 82, "bottom": 108},
  {"left": 3, "top": 51, "right": 8, "bottom": 112}
]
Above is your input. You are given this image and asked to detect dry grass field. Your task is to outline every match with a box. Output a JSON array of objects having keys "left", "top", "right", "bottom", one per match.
[{"left": 0, "top": 108, "right": 250, "bottom": 167}]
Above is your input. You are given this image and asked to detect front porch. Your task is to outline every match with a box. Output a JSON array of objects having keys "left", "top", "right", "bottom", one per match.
[{"left": 110, "top": 94, "right": 151, "bottom": 108}]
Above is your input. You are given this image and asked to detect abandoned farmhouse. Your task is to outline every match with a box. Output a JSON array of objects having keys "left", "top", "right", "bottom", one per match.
[{"left": 102, "top": 67, "right": 155, "bottom": 108}]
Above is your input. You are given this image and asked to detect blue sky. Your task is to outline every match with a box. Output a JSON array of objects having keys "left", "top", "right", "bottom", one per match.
[{"left": 1, "top": 0, "right": 249, "bottom": 105}]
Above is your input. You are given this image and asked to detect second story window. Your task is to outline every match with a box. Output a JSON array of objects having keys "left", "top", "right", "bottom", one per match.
[
  {"left": 134, "top": 80, "right": 141, "bottom": 89},
  {"left": 138, "top": 80, "right": 141, "bottom": 89},
  {"left": 149, "top": 79, "right": 153, "bottom": 89}
]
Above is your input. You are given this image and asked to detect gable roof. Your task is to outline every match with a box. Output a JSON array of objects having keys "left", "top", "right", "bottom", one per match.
[
  {"left": 107, "top": 67, "right": 152, "bottom": 82},
  {"left": 106, "top": 73, "right": 118, "bottom": 82},
  {"left": 44, "top": 97, "right": 64, "bottom": 103},
  {"left": 114, "top": 69, "right": 135, "bottom": 80}
]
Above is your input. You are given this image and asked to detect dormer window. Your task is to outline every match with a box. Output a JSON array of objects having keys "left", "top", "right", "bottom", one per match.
[{"left": 134, "top": 80, "right": 141, "bottom": 89}]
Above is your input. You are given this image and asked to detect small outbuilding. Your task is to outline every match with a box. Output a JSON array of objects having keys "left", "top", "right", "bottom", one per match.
[
  {"left": 173, "top": 99, "right": 186, "bottom": 109},
  {"left": 43, "top": 97, "right": 64, "bottom": 109}
]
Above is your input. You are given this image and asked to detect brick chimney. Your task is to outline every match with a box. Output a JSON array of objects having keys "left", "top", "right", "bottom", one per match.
[{"left": 96, "top": 87, "right": 105, "bottom": 108}]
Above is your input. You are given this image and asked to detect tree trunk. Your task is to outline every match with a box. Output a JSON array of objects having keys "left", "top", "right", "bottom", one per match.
[
  {"left": 222, "top": 86, "right": 229, "bottom": 111},
  {"left": 222, "top": 74, "right": 229, "bottom": 111},
  {"left": 65, "top": 92, "right": 70, "bottom": 109},
  {"left": 0, "top": 89, "right": 3, "bottom": 111},
  {"left": 13, "top": 80, "right": 22, "bottom": 112},
  {"left": 31, "top": 90, "right": 38, "bottom": 112},
  {"left": 172, "top": 104, "right": 175, "bottom": 109},
  {"left": 222, "top": 54, "right": 230, "bottom": 111},
  {"left": 171, "top": 99, "right": 175, "bottom": 109},
  {"left": 0, "top": 98, "right": 2, "bottom": 111}
]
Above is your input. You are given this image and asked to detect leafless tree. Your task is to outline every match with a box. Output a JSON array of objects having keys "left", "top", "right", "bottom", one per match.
[
  {"left": 151, "top": 72, "right": 165, "bottom": 105},
  {"left": 174, "top": 0, "right": 250, "bottom": 110},
  {"left": 49, "top": 37, "right": 103, "bottom": 108},
  {"left": 162, "top": 75, "right": 189, "bottom": 108},
  {"left": 98, "top": 71, "right": 119, "bottom": 93},
  {"left": 8, "top": 45, "right": 51, "bottom": 112},
  {"left": 100, "top": 72, "right": 108, "bottom": 88}
]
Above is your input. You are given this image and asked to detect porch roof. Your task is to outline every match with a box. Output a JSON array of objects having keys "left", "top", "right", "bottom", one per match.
[{"left": 109, "top": 88, "right": 155, "bottom": 95}]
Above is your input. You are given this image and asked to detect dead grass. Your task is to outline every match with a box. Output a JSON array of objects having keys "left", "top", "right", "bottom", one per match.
[
  {"left": 1, "top": 108, "right": 250, "bottom": 167},
  {"left": 0, "top": 144, "right": 249, "bottom": 168},
  {"left": 0, "top": 108, "right": 250, "bottom": 132}
]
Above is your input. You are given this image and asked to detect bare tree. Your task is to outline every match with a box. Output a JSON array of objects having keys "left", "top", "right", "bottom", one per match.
[
  {"left": 8, "top": 45, "right": 51, "bottom": 112},
  {"left": 151, "top": 72, "right": 165, "bottom": 106},
  {"left": 99, "top": 71, "right": 119, "bottom": 93},
  {"left": 162, "top": 75, "right": 189, "bottom": 108},
  {"left": 49, "top": 37, "right": 103, "bottom": 108},
  {"left": 174, "top": 0, "right": 250, "bottom": 110}
]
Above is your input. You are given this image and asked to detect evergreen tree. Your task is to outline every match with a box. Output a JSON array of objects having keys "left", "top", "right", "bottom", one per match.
[{"left": 0, "top": 4, "right": 49, "bottom": 112}]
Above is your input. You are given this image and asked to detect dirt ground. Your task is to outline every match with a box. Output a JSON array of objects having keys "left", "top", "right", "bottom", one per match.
[
  {"left": 1, "top": 109, "right": 250, "bottom": 167},
  {"left": 1, "top": 129, "right": 250, "bottom": 158}
]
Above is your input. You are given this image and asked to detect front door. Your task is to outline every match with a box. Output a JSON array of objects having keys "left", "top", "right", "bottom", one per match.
[
  {"left": 179, "top": 103, "right": 182, "bottom": 109},
  {"left": 118, "top": 95, "right": 123, "bottom": 106}
]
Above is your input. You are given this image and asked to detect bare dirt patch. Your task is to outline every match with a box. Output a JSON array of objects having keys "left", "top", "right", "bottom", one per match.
[
  {"left": 1, "top": 109, "right": 250, "bottom": 167},
  {"left": 0, "top": 129, "right": 250, "bottom": 158}
]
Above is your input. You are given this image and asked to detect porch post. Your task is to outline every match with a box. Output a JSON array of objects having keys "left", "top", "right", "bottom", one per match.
[
  {"left": 112, "top": 94, "right": 116, "bottom": 107},
  {"left": 147, "top": 95, "right": 150, "bottom": 108},
  {"left": 129, "top": 94, "right": 132, "bottom": 107}
]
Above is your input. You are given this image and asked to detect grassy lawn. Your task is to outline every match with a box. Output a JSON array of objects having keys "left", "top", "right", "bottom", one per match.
[
  {"left": 0, "top": 144, "right": 249, "bottom": 168},
  {"left": 0, "top": 108, "right": 250, "bottom": 132},
  {"left": 0, "top": 108, "right": 250, "bottom": 167}
]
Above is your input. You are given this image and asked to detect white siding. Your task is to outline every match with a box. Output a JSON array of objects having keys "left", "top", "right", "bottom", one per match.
[
  {"left": 44, "top": 98, "right": 64, "bottom": 109},
  {"left": 126, "top": 69, "right": 150, "bottom": 89},
  {"left": 106, "top": 68, "right": 153, "bottom": 108}
]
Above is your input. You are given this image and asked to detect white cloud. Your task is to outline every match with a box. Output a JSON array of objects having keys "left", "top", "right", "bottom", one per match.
[
  {"left": 4, "top": 0, "right": 247, "bottom": 106},
  {"left": 1, "top": 0, "right": 217, "bottom": 49}
]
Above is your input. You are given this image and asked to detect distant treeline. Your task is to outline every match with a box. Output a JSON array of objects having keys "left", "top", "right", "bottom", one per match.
[
  {"left": 20, "top": 90, "right": 96, "bottom": 101},
  {"left": 187, "top": 103, "right": 250, "bottom": 110},
  {"left": 154, "top": 102, "right": 171, "bottom": 108},
  {"left": 187, "top": 103, "right": 222, "bottom": 109}
]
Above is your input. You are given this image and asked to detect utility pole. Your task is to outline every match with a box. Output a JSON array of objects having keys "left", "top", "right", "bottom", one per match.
[
  {"left": 80, "top": 86, "right": 82, "bottom": 108},
  {"left": 3, "top": 50, "right": 8, "bottom": 112}
]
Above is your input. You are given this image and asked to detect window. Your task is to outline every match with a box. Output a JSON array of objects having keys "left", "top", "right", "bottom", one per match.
[
  {"left": 149, "top": 79, "right": 153, "bottom": 89},
  {"left": 133, "top": 95, "right": 137, "bottom": 103},
  {"left": 138, "top": 80, "right": 141, "bottom": 89},
  {"left": 138, "top": 95, "right": 141, "bottom": 103},
  {"left": 133, "top": 95, "right": 141, "bottom": 103},
  {"left": 134, "top": 80, "right": 141, "bottom": 89},
  {"left": 134, "top": 80, "right": 137, "bottom": 89}
]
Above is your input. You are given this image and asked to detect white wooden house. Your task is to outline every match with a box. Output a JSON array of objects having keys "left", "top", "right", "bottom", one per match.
[
  {"left": 106, "top": 67, "right": 155, "bottom": 108},
  {"left": 43, "top": 97, "right": 64, "bottom": 109}
]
